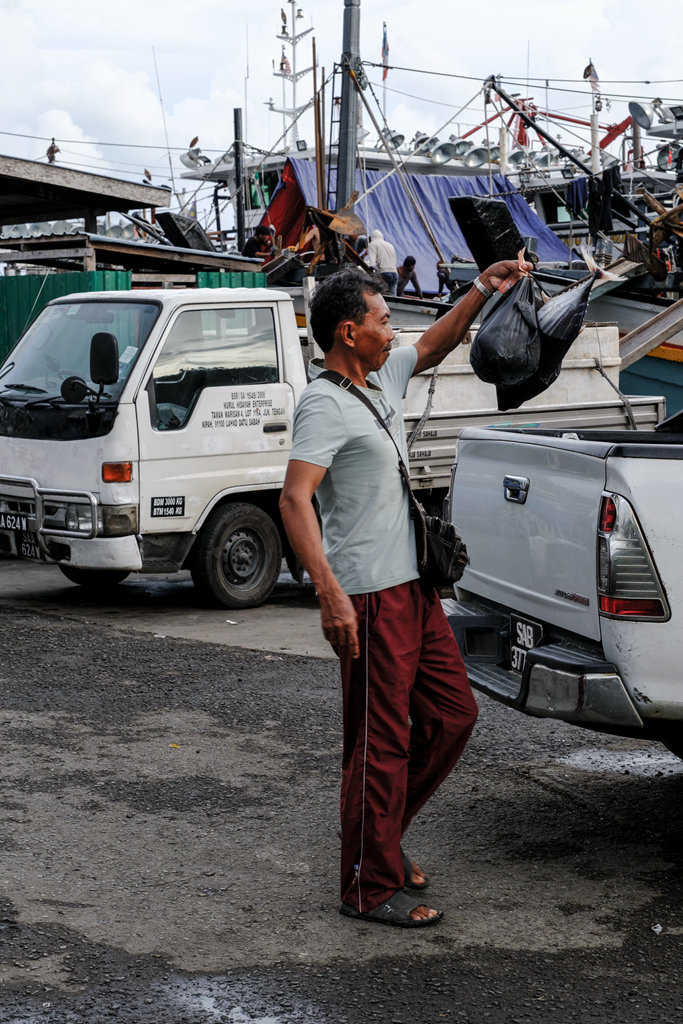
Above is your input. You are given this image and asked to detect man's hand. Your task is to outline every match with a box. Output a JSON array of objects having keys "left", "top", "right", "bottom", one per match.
[
  {"left": 413, "top": 253, "right": 534, "bottom": 375},
  {"left": 479, "top": 255, "right": 533, "bottom": 293},
  {"left": 319, "top": 589, "right": 360, "bottom": 659}
]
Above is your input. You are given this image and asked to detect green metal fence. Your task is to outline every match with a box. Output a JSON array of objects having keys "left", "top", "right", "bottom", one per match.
[
  {"left": 196, "top": 271, "right": 267, "bottom": 289},
  {"left": 0, "top": 271, "right": 131, "bottom": 362},
  {"left": 0, "top": 270, "right": 268, "bottom": 362}
]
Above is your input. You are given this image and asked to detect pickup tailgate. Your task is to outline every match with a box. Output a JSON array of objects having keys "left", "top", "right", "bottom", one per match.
[{"left": 451, "top": 429, "right": 614, "bottom": 642}]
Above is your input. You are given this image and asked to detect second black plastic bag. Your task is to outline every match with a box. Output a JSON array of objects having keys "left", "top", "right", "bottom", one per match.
[
  {"left": 469, "top": 276, "right": 542, "bottom": 387},
  {"left": 496, "top": 271, "right": 599, "bottom": 410}
]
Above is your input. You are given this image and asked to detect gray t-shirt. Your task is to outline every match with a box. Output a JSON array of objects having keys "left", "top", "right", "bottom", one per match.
[{"left": 290, "top": 346, "right": 419, "bottom": 596}]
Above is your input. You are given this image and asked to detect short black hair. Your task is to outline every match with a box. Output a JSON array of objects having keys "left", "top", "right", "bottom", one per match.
[
  {"left": 308, "top": 269, "right": 385, "bottom": 353},
  {"left": 403, "top": 255, "right": 416, "bottom": 267},
  {"left": 254, "top": 224, "right": 270, "bottom": 236}
]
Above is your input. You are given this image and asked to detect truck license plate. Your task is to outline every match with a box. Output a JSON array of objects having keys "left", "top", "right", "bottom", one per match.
[
  {"left": 16, "top": 530, "right": 42, "bottom": 560},
  {"left": 510, "top": 614, "right": 543, "bottom": 674}
]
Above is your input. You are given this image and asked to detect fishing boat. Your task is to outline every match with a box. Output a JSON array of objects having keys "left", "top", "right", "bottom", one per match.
[
  {"left": 177, "top": 0, "right": 683, "bottom": 410},
  {"left": 178, "top": 4, "right": 681, "bottom": 267}
]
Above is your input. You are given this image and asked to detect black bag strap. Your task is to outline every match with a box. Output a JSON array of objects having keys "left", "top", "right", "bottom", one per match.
[
  {"left": 317, "top": 369, "right": 416, "bottom": 496},
  {"left": 318, "top": 369, "right": 464, "bottom": 580}
]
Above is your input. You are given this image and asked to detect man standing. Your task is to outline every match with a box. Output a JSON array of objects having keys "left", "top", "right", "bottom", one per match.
[
  {"left": 279, "top": 258, "right": 530, "bottom": 928},
  {"left": 365, "top": 230, "right": 398, "bottom": 294}
]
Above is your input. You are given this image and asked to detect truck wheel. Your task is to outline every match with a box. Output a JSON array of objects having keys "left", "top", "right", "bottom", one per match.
[
  {"left": 59, "top": 566, "right": 130, "bottom": 588},
  {"left": 191, "top": 502, "right": 282, "bottom": 609}
]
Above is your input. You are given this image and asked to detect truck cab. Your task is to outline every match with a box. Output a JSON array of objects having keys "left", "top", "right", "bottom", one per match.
[{"left": 0, "top": 287, "right": 307, "bottom": 607}]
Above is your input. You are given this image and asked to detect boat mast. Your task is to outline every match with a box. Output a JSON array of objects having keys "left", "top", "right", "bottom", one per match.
[
  {"left": 337, "top": 0, "right": 361, "bottom": 211},
  {"left": 270, "top": 0, "right": 314, "bottom": 148}
]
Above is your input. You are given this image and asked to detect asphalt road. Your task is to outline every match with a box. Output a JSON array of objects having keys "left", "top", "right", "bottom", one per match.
[{"left": 1, "top": 561, "right": 683, "bottom": 1024}]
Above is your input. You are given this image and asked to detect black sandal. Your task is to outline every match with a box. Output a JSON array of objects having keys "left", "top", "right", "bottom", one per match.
[
  {"left": 339, "top": 889, "right": 442, "bottom": 928},
  {"left": 401, "top": 847, "right": 430, "bottom": 891}
]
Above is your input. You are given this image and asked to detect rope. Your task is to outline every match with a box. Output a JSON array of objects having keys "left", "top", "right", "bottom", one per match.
[
  {"left": 407, "top": 366, "right": 439, "bottom": 452},
  {"left": 358, "top": 84, "right": 484, "bottom": 204},
  {"left": 484, "top": 110, "right": 494, "bottom": 195},
  {"left": 592, "top": 356, "right": 638, "bottom": 430},
  {"left": 351, "top": 71, "right": 444, "bottom": 261},
  {"left": 21, "top": 270, "right": 54, "bottom": 336}
]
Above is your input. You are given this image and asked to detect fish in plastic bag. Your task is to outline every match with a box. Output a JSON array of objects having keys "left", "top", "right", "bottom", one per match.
[
  {"left": 469, "top": 275, "right": 542, "bottom": 387},
  {"left": 537, "top": 271, "right": 599, "bottom": 343},
  {"left": 497, "top": 248, "right": 617, "bottom": 410}
]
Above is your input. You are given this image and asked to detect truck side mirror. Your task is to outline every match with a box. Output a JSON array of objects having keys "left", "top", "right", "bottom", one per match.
[
  {"left": 61, "top": 376, "right": 90, "bottom": 403},
  {"left": 90, "top": 332, "right": 119, "bottom": 385}
]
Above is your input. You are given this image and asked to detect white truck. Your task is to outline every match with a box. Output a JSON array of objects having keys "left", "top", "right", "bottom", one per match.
[
  {"left": 445, "top": 420, "right": 683, "bottom": 757},
  {"left": 0, "top": 286, "right": 664, "bottom": 608}
]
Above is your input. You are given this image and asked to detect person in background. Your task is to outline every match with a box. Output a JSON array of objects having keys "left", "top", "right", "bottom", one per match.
[
  {"left": 279, "top": 256, "right": 532, "bottom": 929},
  {"left": 365, "top": 230, "right": 398, "bottom": 295},
  {"left": 436, "top": 260, "right": 455, "bottom": 298},
  {"left": 396, "top": 255, "right": 423, "bottom": 299},
  {"left": 242, "top": 224, "right": 273, "bottom": 258}
]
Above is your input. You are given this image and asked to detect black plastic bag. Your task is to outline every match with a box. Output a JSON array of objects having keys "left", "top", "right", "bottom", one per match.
[
  {"left": 497, "top": 271, "right": 598, "bottom": 410},
  {"left": 470, "top": 276, "right": 542, "bottom": 387}
]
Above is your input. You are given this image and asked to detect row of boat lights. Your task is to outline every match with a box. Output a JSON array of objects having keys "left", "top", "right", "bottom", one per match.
[{"left": 375, "top": 127, "right": 681, "bottom": 177}]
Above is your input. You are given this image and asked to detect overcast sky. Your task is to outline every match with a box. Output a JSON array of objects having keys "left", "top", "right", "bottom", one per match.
[{"left": 2, "top": 0, "right": 681, "bottom": 223}]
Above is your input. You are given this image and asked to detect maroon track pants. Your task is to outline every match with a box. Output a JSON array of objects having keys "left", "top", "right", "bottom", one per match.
[{"left": 337, "top": 579, "right": 478, "bottom": 912}]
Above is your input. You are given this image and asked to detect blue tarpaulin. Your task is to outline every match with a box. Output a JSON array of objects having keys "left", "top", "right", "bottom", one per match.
[{"left": 271, "top": 158, "right": 570, "bottom": 293}]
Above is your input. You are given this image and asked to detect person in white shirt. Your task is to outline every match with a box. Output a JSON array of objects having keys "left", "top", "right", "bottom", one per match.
[{"left": 365, "top": 230, "right": 398, "bottom": 294}]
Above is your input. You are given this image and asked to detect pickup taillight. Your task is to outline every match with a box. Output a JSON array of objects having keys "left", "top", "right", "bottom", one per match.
[{"left": 597, "top": 493, "right": 669, "bottom": 621}]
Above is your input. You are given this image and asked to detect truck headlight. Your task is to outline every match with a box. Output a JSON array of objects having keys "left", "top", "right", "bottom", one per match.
[
  {"left": 100, "top": 505, "right": 138, "bottom": 536},
  {"left": 64, "top": 503, "right": 95, "bottom": 533},
  {"left": 65, "top": 504, "right": 79, "bottom": 531}
]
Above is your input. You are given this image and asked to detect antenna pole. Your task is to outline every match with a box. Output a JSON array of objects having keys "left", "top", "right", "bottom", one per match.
[
  {"left": 244, "top": 25, "right": 250, "bottom": 142},
  {"left": 152, "top": 47, "right": 178, "bottom": 202}
]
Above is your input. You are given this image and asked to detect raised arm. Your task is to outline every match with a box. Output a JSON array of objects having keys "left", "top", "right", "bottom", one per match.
[
  {"left": 413, "top": 258, "right": 532, "bottom": 375},
  {"left": 279, "top": 459, "right": 360, "bottom": 658}
]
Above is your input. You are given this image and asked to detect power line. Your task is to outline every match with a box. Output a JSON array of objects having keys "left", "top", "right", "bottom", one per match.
[
  {"left": 0, "top": 128, "right": 227, "bottom": 154},
  {"left": 364, "top": 60, "right": 683, "bottom": 89},
  {"left": 363, "top": 62, "right": 683, "bottom": 104}
]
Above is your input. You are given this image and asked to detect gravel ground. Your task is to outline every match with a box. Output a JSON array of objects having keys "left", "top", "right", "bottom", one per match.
[{"left": 1, "top": 606, "right": 682, "bottom": 1023}]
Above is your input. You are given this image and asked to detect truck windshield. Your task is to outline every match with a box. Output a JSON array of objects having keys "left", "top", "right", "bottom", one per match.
[{"left": 0, "top": 299, "right": 160, "bottom": 401}]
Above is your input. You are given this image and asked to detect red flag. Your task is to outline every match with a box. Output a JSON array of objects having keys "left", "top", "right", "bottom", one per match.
[{"left": 382, "top": 23, "right": 389, "bottom": 81}]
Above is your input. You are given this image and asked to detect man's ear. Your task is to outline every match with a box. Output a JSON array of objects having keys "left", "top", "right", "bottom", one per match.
[{"left": 338, "top": 319, "right": 356, "bottom": 349}]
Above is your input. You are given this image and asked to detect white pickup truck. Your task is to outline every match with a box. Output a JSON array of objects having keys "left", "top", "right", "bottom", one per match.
[
  {"left": 0, "top": 285, "right": 664, "bottom": 609},
  {"left": 445, "top": 421, "right": 683, "bottom": 757}
]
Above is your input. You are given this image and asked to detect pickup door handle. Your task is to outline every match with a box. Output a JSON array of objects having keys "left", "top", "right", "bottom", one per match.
[
  {"left": 503, "top": 475, "right": 529, "bottom": 504},
  {"left": 263, "top": 422, "right": 288, "bottom": 433}
]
